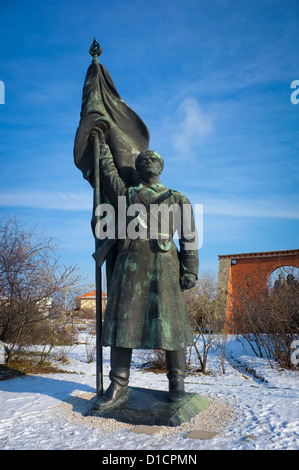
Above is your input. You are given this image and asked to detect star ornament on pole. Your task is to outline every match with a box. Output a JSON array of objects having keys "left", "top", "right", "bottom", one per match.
[{"left": 89, "top": 38, "right": 103, "bottom": 63}]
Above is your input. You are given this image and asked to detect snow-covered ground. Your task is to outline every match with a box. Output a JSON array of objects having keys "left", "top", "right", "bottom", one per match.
[{"left": 0, "top": 335, "right": 298, "bottom": 451}]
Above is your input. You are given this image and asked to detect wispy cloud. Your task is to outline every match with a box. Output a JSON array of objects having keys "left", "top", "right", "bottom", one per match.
[
  {"left": 173, "top": 98, "right": 214, "bottom": 154},
  {"left": 195, "top": 195, "right": 299, "bottom": 220},
  {"left": 2, "top": 190, "right": 297, "bottom": 220},
  {"left": 160, "top": 97, "right": 215, "bottom": 160},
  {"left": 0, "top": 190, "right": 91, "bottom": 211}
]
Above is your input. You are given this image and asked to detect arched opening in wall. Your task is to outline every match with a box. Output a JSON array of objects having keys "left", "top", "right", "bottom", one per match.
[{"left": 267, "top": 265, "right": 299, "bottom": 291}]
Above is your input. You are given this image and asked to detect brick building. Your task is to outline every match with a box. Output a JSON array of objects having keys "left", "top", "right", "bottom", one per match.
[{"left": 217, "top": 249, "right": 299, "bottom": 330}]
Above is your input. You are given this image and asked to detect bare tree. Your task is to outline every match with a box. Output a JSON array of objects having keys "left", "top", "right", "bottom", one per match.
[
  {"left": 0, "top": 216, "right": 87, "bottom": 363},
  {"left": 228, "top": 265, "right": 299, "bottom": 369},
  {"left": 185, "top": 271, "right": 226, "bottom": 374}
]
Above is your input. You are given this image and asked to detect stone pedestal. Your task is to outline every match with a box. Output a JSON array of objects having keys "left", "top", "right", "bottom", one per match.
[{"left": 87, "top": 386, "right": 210, "bottom": 427}]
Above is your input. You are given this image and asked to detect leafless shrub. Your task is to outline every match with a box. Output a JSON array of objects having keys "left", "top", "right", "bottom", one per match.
[
  {"left": 0, "top": 216, "right": 87, "bottom": 363},
  {"left": 228, "top": 266, "right": 299, "bottom": 369},
  {"left": 85, "top": 336, "right": 96, "bottom": 363},
  {"left": 185, "top": 271, "right": 226, "bottom": 374}
]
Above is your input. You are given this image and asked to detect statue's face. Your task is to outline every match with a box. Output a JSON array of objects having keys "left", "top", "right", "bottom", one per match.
[{"left": 136, "top": 153, "right": 163, "bottom": 181}]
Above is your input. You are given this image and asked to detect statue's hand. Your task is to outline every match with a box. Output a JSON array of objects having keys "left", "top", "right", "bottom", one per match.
[
  {"left": 90, "top": 127, "right": 106, "bottom": 145},
  {"left": 180, "top": 273, "right": 196, "bottom": 290}
]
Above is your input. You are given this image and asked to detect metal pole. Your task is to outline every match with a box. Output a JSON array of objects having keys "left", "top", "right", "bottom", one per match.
[{"left": 93, "top": 134, "right": 103, "bottom": 397}]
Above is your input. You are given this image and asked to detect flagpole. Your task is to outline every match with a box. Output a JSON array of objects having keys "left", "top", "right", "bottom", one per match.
[
  {"left": 90, "top": 38, "right": 104, "bottom": 398},
  {"left": 93, "top": 132, "right": 103, "bottom": 398}
]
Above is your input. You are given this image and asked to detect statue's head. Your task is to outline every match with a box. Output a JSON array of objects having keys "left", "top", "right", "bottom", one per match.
[{"left": 135, "top": 150, "right": 164, "bottom": 182}]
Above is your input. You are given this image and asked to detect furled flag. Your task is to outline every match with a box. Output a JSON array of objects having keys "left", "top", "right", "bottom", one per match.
[{"left": 74, "top": 39, "right": 150, "bottom": 188}]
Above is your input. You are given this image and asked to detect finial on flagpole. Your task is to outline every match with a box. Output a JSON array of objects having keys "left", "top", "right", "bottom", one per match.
[{"left": 89, "top": 38, "right": 102, "bottom": 63}]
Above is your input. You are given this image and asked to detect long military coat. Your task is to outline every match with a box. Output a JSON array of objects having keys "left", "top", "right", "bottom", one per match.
[{"left": 99, "top": 145, "right": 198, "bottom": 351}]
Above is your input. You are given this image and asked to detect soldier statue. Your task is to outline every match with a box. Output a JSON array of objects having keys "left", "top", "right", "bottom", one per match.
[
  {"left": 90, "top": 128, "right": 198, "bottom": 410},
  {"left": 74, "top": 40, "right": 199, "bottom": 411}
]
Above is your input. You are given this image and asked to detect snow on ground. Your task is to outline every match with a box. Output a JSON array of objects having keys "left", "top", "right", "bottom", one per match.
[{"left": 0, "top": 335, "right": 298, "bottom": 451}]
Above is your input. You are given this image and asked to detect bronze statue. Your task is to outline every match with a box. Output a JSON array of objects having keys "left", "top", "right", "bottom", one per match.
[
  {"left": 74, "top": 40, "right": 199, "bottom": 411},
  {"left": 90, "top": 128, "right": 198, "bottom": 410}
]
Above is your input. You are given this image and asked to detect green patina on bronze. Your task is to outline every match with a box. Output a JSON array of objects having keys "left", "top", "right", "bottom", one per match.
[
  {"left": 74, "top": 42, "right": 201, "bottom": 412},
  {"left": 88, "top": 387, "right": 210, "bottom": 427},
  {"left": 98, "top": 146, "right": 198, "bottom": 351}
]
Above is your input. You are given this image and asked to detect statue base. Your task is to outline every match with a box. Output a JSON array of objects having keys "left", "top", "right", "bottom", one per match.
[{"left": 86, "top": 386, "right": 210, "bottom": 427}]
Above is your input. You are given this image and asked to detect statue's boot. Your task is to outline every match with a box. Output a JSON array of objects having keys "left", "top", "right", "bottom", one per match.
[
  {"left": 165, "top": 349, "right": 186, "bottom": 402},
  {"left": 94, "top": 347, "right": 132, "bottom": 410}
]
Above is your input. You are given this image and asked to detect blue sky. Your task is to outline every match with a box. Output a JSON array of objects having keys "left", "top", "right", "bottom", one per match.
[{"left": 0, "top": 0, "right": 298, "bottom": 286}]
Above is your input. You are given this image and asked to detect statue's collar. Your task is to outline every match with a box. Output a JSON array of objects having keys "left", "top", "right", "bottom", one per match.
[{"left": 139, "top": 181, "right": 164, "bottom": 191}]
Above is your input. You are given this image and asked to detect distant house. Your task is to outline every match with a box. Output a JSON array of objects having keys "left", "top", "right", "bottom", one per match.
[{"left": 75, "top": 290, "right": 107, "bottom": 317}]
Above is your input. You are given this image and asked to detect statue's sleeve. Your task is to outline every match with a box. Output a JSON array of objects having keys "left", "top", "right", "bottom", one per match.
[
  {"left": 174, "top": 192, "right": 199, "bottom": 279},
  {"left": 99, "top": 144, "right": 127, "bottom": 207}
]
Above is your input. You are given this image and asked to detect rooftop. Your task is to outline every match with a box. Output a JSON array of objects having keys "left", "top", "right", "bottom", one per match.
[
  {"left": 218, "top": 249, "right": 299, "bottom": 260},
  {"left": 78, "top": 290, "right": 107, "bottom": 299}
]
